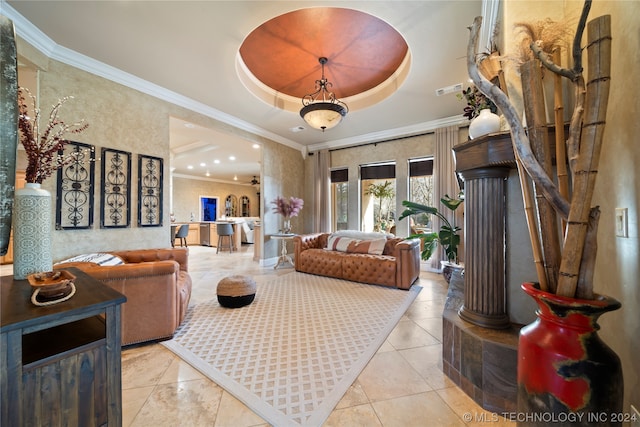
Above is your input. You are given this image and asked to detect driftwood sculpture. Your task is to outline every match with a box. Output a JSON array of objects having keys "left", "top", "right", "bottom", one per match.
[{"left": 467, "top": 0, "right": 611, "bottom": 299}]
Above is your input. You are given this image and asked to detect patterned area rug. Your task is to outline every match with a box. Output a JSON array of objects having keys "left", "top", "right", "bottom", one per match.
[{"left": 162, "top": 272, "right": 421, "bottom": 426}]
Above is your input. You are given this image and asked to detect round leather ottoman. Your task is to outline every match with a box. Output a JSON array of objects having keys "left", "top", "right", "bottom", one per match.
[{"left": 217, "top": 275, "right": 256, "bottom": 308}]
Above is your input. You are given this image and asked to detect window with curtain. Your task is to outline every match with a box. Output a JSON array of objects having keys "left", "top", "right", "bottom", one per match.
[
  {"left": 360, "top": 162, "right": 396, "bottom": 233},
  {"left": 330, "top": 168, "right": 349, "bottom": 231},
  {"left": 408, "top": 157, "right": 434, "bottom": 233}
]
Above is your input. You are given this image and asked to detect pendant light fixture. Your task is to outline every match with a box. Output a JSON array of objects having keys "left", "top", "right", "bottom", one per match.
[{"left": 300, "top": 57, "right": 348, "bottom": 131}]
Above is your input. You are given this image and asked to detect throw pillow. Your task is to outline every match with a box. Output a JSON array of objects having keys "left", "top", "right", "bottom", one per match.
[
  {"left": 326, "top": 235, "right": 387, "bottom": 255},
  {"left": 326, "top": 235, "right": 358, "bottom": 252},
  {"left": 345, "top": 238, "right": 387, "bottom": 255},
  {"left": 330, "top": 230, "right": 393, "bottom": 240},
  {"left": 56, "top": 252, "right": 125, "bottom": 266}
]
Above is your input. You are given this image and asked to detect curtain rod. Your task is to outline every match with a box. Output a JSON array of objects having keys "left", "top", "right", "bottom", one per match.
[{"left": 319, "top": 129, "right": 437, "bottom": 154}]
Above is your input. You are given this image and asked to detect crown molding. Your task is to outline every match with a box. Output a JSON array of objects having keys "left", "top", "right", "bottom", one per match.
[
  {"left": 2, "top": 2, "right": 305, "bottom": 155},
  {"left": 308, "top": 115, "right": 468, "bottom": 152},
  {"left": 172, "top": 173, "right": 256, "bottom": 186}
]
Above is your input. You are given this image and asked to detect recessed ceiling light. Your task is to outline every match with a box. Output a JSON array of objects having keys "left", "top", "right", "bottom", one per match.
[
  {"left": 252, "top": 144, "right": 260, "bottom": 149},
  {"left": 187, "top": 165, "right": 194, "bottom": 170},
  {"left": 214, "top": 159, "right": 220, "bottom": 164},
  {"left": 184, "top": 123, "right": 195, "bottom": 128},
  {"left": 205, "top": 172, "right": 210, "bottom": 177},
  {"left": 200, "top": 162, "right": 206, "bottom": 167},
  {"left": 233, "top": 175, "right": 238, "bottom": 180},
  {"left": 229, "top": 156, "right": 236, "bottom": 161}
]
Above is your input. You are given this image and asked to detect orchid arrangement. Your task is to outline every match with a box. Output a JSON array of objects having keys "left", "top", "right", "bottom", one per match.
[
  {"left": 271, "top": 196, "right": 304, "bottom": 218},
  {"left": 18, "top": 87, "right": 89, "bottom": 184}
]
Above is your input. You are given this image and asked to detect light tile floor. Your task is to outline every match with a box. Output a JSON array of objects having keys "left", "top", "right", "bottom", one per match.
[{"left": 117, "top": 245, "right": 515, "bottom": 426}]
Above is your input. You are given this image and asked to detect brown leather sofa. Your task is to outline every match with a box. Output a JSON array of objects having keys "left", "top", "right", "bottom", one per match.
[
  {"left": 293, "top": 233, "right": 420, "bottom": 290},
  {"left": 55, "top": 248, "right": 192, "bottom": 346}
]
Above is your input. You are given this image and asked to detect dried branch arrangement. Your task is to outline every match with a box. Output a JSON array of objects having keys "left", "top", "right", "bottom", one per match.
[
  {"left": 18, "top": 87, "right": 89, "bottom": 184},
  {"left": 466, "top": 0, "right": 611, "bottom": 299}
]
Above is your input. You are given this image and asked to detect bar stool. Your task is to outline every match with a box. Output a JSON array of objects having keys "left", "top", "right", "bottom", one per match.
[
  {"left": 216, "top": 222, "right": 235, "bottom": 253},
  {"left": 173, "top": 224, "right": 189, "bottom": 247}
]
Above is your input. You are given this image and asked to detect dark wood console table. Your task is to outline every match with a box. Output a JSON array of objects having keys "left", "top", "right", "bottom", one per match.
[{"left": 1, "top": 268, "right": 126, "bottom": 427}]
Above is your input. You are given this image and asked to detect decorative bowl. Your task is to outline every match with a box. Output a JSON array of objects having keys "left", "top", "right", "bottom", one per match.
[{"left": 28, "top": 270, "right": 76, "bottom": 299}]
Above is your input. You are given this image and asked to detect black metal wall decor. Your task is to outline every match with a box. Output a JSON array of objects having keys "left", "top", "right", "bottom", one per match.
[
  {"left": 138, "top": 154, "right": 163, "bottom": 227},
  {"left": 100, "top": 148, "right": 131, "bottom": 228},
  {"left": 55, "top": 141, "right": 96, "bottom": 229}
]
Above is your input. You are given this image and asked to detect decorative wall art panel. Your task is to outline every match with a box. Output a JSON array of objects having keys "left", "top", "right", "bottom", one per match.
[
  {"left": 138, "top": 154, "right": 163, "bottom": 227},
  {"left": 55, "top": 141, "right": 95, "bottom": 229},
  {"left": 100, "top": 148, "right": 131, "bottom": 228}
]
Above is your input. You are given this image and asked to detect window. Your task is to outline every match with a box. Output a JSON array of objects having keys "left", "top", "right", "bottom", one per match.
[
  {"left": 408, "top": 158, "right": 434, "bottom": 233},
  {"left": 331, "top": 168, "right": 349, "bottom": 231},
  {"left": 360, "top": 163, "right": 396, "bottom": 233}
]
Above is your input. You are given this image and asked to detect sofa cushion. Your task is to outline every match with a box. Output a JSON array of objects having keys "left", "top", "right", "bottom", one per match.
[{"left": 56, "top": 252, "right": 125, "bottom": 266}]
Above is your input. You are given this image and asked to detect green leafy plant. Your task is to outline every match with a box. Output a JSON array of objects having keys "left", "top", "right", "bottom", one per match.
[
  {"left": 365, "top": 180, "right": 395, "bottom": 232},
  {"left": 399, "top": 194, "right": 463, "bottom": 263}
]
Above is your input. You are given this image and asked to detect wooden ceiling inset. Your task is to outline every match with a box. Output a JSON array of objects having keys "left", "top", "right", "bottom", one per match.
[{"left": 239, "top": 7, "right": 409, "bottom": 100}]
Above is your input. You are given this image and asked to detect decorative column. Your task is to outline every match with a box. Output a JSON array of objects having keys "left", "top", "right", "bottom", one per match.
[{"left": 458, "top": 167, "right": 511, "bottom": 329}]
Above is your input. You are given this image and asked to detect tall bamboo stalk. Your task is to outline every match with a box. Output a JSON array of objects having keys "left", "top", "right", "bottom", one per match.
[
  {"left": 553, "top": 49, "right": 570, "bottom": 235},
  {"left": 516, "top": 157, "right": 548, "bottom": 291},
  {"left": 555, "top": 15, "right": 611, "bottom": 297},
  {"left": 467, "top": 0, "right": 611, "bottom": 299},
  {"left": 521, "top": 60, "right": 562, "bottom": 292},
  {"left": 466, "top": 18, "right": 570, "bottom": 222}
]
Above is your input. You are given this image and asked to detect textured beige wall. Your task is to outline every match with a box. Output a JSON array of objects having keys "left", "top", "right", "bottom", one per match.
[
  {"left": 171, "top": 177, "right": 259, "bottom": 222},
  {"left": 501, "top": 0, "right": 640, "bottom": 411},
  {"left": 328, "top": 133, "right": 436, "bottom": 237},
  {"left": 261, "top": 141, "right": 305, "bottom": 259},
  {"left": 17, "top": 50, "right": 303, "bottom": 262}
]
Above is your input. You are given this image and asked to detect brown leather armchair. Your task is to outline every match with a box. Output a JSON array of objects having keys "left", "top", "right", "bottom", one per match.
[{"left": 55, "top": 248, "right": 192, "bottom": 346}]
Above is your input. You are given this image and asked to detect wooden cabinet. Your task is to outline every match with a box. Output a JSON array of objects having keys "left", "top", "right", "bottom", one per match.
[
  {"left": 186, "top": 223, "right": 199, "bottom": 246},
  {"left": 1, "top": 268, "right": 126, "bottom": 427}
]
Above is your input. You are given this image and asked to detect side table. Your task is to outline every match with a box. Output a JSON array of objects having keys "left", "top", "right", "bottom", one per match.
[
  {"left": 271, "top": 233, "right": 296, "bottom": 269},
  {"left": 1, "top": 267, "right": 126, "bottom": 427}
]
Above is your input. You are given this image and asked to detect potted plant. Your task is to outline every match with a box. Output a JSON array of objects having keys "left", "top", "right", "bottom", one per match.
[
  {"left": 457, "top": 85, "right": 498, "bottom": 120},
  {"left": 467, "top": 1, "right": 621, "bottom": 423},
  {"left": 14, "top": 87, "right": 88, "bottom": 279},
  {"left": 399, "top": 194, "right": 463, "bottom": 283},
  {"left": 458, "top": 85, "right": 500, "bottom": 139}
]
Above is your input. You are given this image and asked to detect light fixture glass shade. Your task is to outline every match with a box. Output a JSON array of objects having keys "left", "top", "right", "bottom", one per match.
[{"left": 300, "top": 102, "right": 347, "bottom": 131}]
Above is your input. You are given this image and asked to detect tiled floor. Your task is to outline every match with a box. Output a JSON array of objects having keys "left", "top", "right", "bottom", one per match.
[
  {"left": 119, "top": 245, "right": 514, "bottom": 426},
  {"left": 0, "top": 245, "right": 513, "bottom": 426}
]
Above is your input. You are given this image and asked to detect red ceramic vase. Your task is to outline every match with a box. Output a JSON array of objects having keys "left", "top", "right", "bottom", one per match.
[{"left": 517, "top": 282, "right": 623, "bottom": 426}]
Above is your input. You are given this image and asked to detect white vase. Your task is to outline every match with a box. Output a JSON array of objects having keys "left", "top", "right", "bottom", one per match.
[
  {"left": 468, "top": 108, "right": 501, "bottom": 139},
  {"left": 13, "top": 183, "right": 53, "bottom": 279}
]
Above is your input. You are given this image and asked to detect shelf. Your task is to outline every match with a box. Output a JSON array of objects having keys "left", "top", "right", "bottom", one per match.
[{"left": 23, "top": 316, "right": 106, "bottom": 368}]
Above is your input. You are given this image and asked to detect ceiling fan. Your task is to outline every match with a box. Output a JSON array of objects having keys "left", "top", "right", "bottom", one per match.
[{"left": 250, "top": 176, "right": 260, "bottom": 186}]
